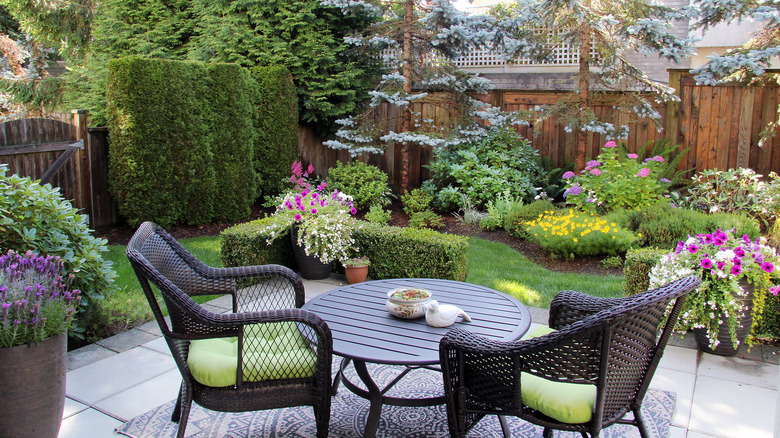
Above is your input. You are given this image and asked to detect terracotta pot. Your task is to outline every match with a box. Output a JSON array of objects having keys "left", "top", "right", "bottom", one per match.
[
  {"left": 693, "top": 280, "right": 755, "bottom": 356},
  {"left": 290, "top": 225, "right": 333, "bottom": 280},
  {"left": 0, "top": 333, "right": 67, "bottom": 438},
  {"left": 345, "top": 265, "right": 369, "bottom": 284}
]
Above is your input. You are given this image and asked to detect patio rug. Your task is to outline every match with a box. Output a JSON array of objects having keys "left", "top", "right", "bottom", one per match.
[{"left": 117, "top": 363, "right": 676, "bottom": 438}]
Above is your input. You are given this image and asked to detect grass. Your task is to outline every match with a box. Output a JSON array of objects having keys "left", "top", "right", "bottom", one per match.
[
  {"left": 466, "top": 237, "right": 624, "bottom": 308},
  {"left": 104, "top": 234, "right": 624, "bottom": 312}
]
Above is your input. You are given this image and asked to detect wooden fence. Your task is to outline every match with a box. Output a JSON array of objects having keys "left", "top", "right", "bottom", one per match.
[
  {"left": 0, "top": 112, "right": 117, "bottom": 229},
  {"left": 301, "top": 70, "right": 780, "bottom": 189}
]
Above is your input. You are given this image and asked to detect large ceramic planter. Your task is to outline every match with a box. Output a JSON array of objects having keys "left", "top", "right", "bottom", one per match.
[
  {"left": 0, "top": 333, "right": 67, "bottom": 438},
  {"left": 290, "top": 225, "right": 333, "bottom": 280},
  {"left": 693, "top": 281, "right": 755, "bottom": 356}
]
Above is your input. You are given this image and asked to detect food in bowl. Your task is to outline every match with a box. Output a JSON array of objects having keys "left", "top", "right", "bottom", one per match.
[
  {"left": 386, "top": 288, "right": 433, "bottom": 319},
  {"left": 389, "top": 288, "right": 431, "bottom": 301}
]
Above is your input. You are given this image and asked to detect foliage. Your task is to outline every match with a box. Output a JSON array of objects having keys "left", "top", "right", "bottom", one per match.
[
  {"left": 631, "top": 139, "right": 691, "bottom": 189},
  {"left": 250, "top": 66, "right": 300, "bottom": 199},
  {"left": 563, "top": 141, "right": 666, "bottom": 213},
  {"left": 601, "top": 256, "right": 623, "bottom": 269},
  {"left": 106, "top": 57, "right": 256, "bottom": 227},
  {"left": 622, "top": 247, "right": 669, "bottom": 295},
  {"left": 408, "top": 211, "right": 444, "bottom": 229},
  {"left": 649, "top": 229, "right": 780, "bottom": 349},
  {"left": 426, "top": 129, "right": 545, "bottom": 210},
  {"left": 505, "top": 199, "right": 556, "bottom": 238},
  {"left": 221, "top": 216, "right": 296, "bottom": 269},
  {"left": 681, "top": 168, "right": 780, "bottom": 228},
  {"left": 326, "top": 161, "right": 392, "bottom": 211},
  {"left": 478, "top": 216, "right": 503, "bottom": 232},
  {"left": 343, "top": 256, "right": 370, "bottom": 267},
  {"left": 0, "top": 165, "right": 115, "bottom": 339},
  {"left": 758, "top": 292, "right": 780, "bottom": 340},
  {"left": 261, "top": 162, "right": 358, "bottom": 263},
  {"left": 535, "top": 157, "right": 574, "bottom": 203},
  {"left": 489, "top": 0, "right": 696, "bottom": 167},
  {"left": 523, "top": 209, "right": 637, "bottom": 258},
  {"left": 351, "top": 222, "right": 468, "bottom": 281},
  {"left": 451, "top": 198, "right": 489, "bottom": 227},
  {"left": 402, "top": 188, "right": 442, "bottom": 229},
  {"left": 0, "top": 250, "right": 81, "bottom": 348},
  {"left": 364, "top": 204, "right": 392, "bottom": 225}
]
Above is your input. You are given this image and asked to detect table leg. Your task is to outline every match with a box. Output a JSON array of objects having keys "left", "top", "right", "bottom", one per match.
[
  {"left": 332, "top": 357, "right": 351, "bottom": 396},
  {"left": 353, "top": 360, "right": 383, "bottom": 438}
]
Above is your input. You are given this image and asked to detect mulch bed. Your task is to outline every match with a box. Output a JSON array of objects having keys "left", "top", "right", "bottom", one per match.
[{"left": 98, "top": 201, "right": 622, "bottom": 277}]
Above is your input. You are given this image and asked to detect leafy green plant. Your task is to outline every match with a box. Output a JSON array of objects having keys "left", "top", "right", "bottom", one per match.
[
  {"left": 364, "top": 204, "right": 392, "bottom": 225},
  {"left": 524, "top": 209, "right": 637, "bottom": 258},
  {"left": 425, "top": 128, "right": 545, "bottom": 209},
  {"left": 451, "top": 197, "right": 488, "bottom": 226},
  {"left": 563, "top": 141, "right": 666, "bottom": 213},
  {"left": 505, "top": 200, "right": 557, "bottom": 238},
  {"left": 622, "top": 247, "right": 669, "bottom": 295},
  {"left": 409, "top": 211, "right": 443, "bottom": 229},
  {"left": 401, "top": 188, "right": 434, "bottom": 214},
  {"left": 601, "top": 256, "right": 623, "bottom": 268},
  {"left": 327, "top": 161, "right": 393, "bottom": 211},
  {"left": 536, "top": 157, "right": 574, "bottom": 202},
  {"left": 0, "top": 165, "right": 116, "bottom": 339},
  {"left": 479, "top": 216, "right": 503, "bottom": 231}
]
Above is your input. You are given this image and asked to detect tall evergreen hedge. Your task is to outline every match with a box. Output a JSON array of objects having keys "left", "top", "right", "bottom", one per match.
[
  {"left": 250, "top": 66, "right": 299, "bottom": 198},
  {"left": 107, "top": 57, "right": 256, "bottom": 227}
]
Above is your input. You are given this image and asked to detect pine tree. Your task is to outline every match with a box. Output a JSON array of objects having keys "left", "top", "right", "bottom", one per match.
[{"left": 489, "top": 0, "right": 697, "bottom": 169}]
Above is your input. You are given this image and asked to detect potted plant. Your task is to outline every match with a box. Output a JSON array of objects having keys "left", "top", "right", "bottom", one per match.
[
  {"left": 0, "top": 250, "right": 81, "bottom": 437},
  {"left": 649, "top": 228, "right": 780, "bottom": 355},
  {"left": 263, "top": 161, "right": 359, "bottom": 279},
  {"left": 343, "top": 256, "right": 370, "bottom": 284}
]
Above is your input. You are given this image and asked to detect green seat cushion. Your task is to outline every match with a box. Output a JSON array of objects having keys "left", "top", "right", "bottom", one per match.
[
  {"left": 187, "top": 322, "right": 317, "bottom": 387},
  {"left": 519, "top": 324, "right": 597, "bottom": 423}
]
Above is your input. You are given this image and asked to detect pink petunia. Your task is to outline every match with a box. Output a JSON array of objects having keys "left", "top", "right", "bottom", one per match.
[
  {"left": 762, "top": 262, "right": 775, "bottom": 273},
  {"left": 688, "top": 244, "right": 699, "bottom": 253},
  {"left": 701, "top": 258, "right": 713, "bottom": 269},
  {"left": 770, "top": 286, "right": 779, "bottom": 296},
  {"left": 311, "top": 208, "right": 318, "bottom": 215},
  {"left": 731, "top": 265, "right": 742, "bottom": 276},
  {"left": 294, "top": 214, "right": 302, "bottom": 221}
]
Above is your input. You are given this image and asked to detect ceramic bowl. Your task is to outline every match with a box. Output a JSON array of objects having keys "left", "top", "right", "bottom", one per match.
[{"left": 385, "top": 288, "right": 432, "bottom": 319}]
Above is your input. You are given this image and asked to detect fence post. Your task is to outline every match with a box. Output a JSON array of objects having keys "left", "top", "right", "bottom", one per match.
[
  {"left": 736, "top": 88, "right": 755, "bottom": 169},
  {"left": 71, "top": 109, "right": 94, "bottom": 226}
]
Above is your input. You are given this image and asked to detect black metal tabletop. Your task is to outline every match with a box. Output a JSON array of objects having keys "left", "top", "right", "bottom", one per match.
[{"left": 302, "top": 278, "right": 531, "bottom": 365}]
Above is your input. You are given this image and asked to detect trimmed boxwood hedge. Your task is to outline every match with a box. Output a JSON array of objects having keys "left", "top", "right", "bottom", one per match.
[
  {"left": 220, "top": 220, "right": 469, "bottom": 281},
  {"left": 622, "top": 247, "right": 670, "bottom": 295},
  {"left": 107, "top": 57, "right": 257, "bottom": 227}
]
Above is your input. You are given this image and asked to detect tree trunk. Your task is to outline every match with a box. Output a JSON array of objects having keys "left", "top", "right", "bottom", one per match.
[
  {"left": 576, "top": 22, "right": 591, "bottom": 171},
  {"left": 400, "top": 0, "right": 414, "bottom": 194}
]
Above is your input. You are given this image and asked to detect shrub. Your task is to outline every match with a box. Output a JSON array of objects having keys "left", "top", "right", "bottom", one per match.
[
  {"left": 352, "top": 223, "right": 469, "bottom": 281},
  {"left": 426, "top": 128, "right": 545, "bottom": 209},
  {"left": 0, "top": 165, "right": 116, "bottom": 339},
  {"left": 563, "top": 141, "right": 666, "bottom": 213},
  {"left": 524, "top": 209, "right": 637, "bottom": 258},
  {"left": 484, "top": 191, "right": 524, "bottom": 231},
  {"left": 409, "top": 211, "right": 443, "bottom": 229},
  {"left": 757, "top": 293, "right": 780, "bottom": 339},
  {"left": 220, "top": 216, "right": 296, "bottom": 269},
  {"left": 364, "top": 204, "right": 391, "bottom": 225},
  {"left": 107, "top": 57, "right": 256, "bottom": 227},
  {"left": 505, "top": 200, "right": 556, "bottom": 238},
  {"left": 250, "top": 66, "right": 299, "bottom": 199},
  {"left": 402, "top": 189, "right": 442, "bottom": 229},
  {"left": 327, "top": 161, "right": 392, "bottom": 211},
  {"left": 622, "top": 247, "right": 669, "bottom": 295},
  {"left": 478, "top": 216, "right": 502, "bottom": 231},
  {"left": 630, "top": 138, "right": 691, "bottom": 189}
]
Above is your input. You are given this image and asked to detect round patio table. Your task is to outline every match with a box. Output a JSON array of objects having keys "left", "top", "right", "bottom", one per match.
[{"left": 302, "top": 278, "right": 531, "bottom": 437}]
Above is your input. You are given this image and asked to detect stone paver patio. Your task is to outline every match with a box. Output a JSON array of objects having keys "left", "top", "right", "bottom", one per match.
[{"left": 59, "top": 276, "right": 779, "bottom": 438}]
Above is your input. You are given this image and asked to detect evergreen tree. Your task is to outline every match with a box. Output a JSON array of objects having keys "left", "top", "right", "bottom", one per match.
[
  {"left": 321, "top": 0, "right": 511, "bottom": 192},
  {"left": 489, "top": 0, "right": 697, "bottom": 169},
  {"left": 690, "top": 0, "right": 780, "bottom": 146}
]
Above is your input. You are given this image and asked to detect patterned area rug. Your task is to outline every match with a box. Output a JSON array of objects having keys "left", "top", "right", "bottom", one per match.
[{"left": 117, "top": 362, "right": 676, "bottom": 438}]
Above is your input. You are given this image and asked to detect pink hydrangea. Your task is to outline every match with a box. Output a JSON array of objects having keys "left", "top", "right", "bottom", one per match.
[
  {"left": 637, "top": 168, "right": 650, "bottom": 178},
  {"left": 590, "top": 168, "right": 602, "bottom": 176},
  {"left": 627, "top": 153, "right": 639, "bottom": 159},
  {"left": 603, "top": 141, "right": 617, "bottom": 148},
  {"left": 562, "top": 171, "right": 576, "bottom": 179}
]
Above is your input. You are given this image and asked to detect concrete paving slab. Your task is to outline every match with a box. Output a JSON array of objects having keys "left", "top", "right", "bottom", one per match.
[
  {"left": 697, "top": 353, "right": 779, "bottom": 390},
  {"left": 58, "top": 408, "right": 123, "bottom": 438},
  {"left": 66, "top": 343, "right": 117, "bottom": 371},
  {"left": 62, "top": 397, "right": 89, "bottom": 419},
  {"left": 690, "top": 375, "right": 776, "bottom": 438},
  {"left": 96, "top": 328, "right": 159, "bottom": 353},
  {"left": 649, "top": 367, "right": 696, "bottom": 428},
  {"left": 66, "top": 347, "right": 176, "bottom": 404},
  {"left": 658, "top": 346, "right": 699, "bottom": 375},
  {"left": 93, "top": 369, "right": 181, "bottom": 422}
]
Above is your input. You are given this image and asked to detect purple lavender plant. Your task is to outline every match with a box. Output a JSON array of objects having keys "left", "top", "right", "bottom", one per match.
[{"left": 0, "top": 250, "right": 81, "bottom": 348}]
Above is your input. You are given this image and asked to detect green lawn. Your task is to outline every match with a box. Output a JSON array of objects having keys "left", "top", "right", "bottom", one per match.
[{"left": 105, "top": 234, "right": 624, "bottom": 310}]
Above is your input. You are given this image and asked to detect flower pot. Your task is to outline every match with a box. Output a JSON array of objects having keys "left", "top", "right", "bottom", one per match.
[
  {"left": 693, "top": 281, "right": 755, "bottom": 356},
  {"left": 345, "top": 265, "right": 369, "bottom": 284},
  {"left": 290, "top": 225, "right": 333, "bottom": 280},
  {"left": 0, "top": 333, "right": 67, "bottom": 438}
]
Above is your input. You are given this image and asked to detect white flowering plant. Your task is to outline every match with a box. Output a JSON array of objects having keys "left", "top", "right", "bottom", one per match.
[
  {"left": 263, "top": 162, "right": 359, "bottom": 263},
  {"left": 649, "top": 228, "right": 780, "bottom": 349}
]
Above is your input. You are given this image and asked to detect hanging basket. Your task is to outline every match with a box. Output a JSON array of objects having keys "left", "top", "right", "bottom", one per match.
[{"left": 0, "top": 333, "right": 67, "bottom": 438}]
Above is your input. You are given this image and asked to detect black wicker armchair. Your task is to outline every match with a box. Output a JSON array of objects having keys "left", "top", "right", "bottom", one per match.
[
  {"left": 126, "top": 222, "right": 332, "bottom": 438},
  {"left": 440, "top": 275, "right": 701, "bottom": 438}
]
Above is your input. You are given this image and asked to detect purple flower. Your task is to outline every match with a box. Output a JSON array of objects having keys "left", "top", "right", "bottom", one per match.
[
  {"left": 734, "top": 247, "right": 746, "bottom": 258},
  {"left": 660, "top": 178, "right": 671, "bottom": 183},
  {"left": 675, "top": 241, "right": 686, "bottom": 254},
  {"left": 770, "top": 286, "right": 780, "bottom": 296},
  {"left": 717, "top": 261, "right": 726, "bottom": 270},
  {"left": 704, "top": 234, "right": 715, "bottom": 244},
  {"left": 762, "top": 262, "right": 775, "bottom": 273},
  {"left": 701, "top": 258, "right": 713, "bottom": 269},
  {"left": 350, "top": 207, "right": 357, "bottom": 215},
  {"left": 688, "top": 244, "right": 699, "bottom": 254},
  {"left": 311, "top": 208, "right": 318, "bottom": 215},
  {"left": 562, "top": 171, "right": 576, "bottom": 179},
  {"left": 733, "top": 257, "right": 742, "bottom": 266},
  {"left": 637, "top": 168, "right": 650, "bottom": 178},
  {"left": 317, "top": 181, "right": 327, "bottom": 191},
  {"left": 587, "top": 160, "right": 601, "bottom": 168},
  {"left": 294, "top": 214, "right": 302, "bottom": 221},
  {"left": 652, "top": 155, "right": 665, "bottom": 162},
  {"left": 590, "top": 168, "right": 602, "bottom": 176},
  {"left": 731, "top": 265, "right": 742, "bottom": 276},
  {"left": 603, "top": 141, "right": 617, "bottom": 148},
  {"left": 564, "top": 186, "right": 582, "bottom": 197},
  {"left": 627, "top": 153, "right": 639, "bottom": 159}
]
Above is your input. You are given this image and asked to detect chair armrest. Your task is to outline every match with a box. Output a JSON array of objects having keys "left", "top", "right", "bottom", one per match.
[{"left": 548, "top": 290, "right": 632, "bottom": 329}]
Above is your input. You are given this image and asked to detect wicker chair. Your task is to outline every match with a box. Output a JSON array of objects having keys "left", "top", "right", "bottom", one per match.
[
  {"left": 126, "top": 221, "right": 332, "bottom": 438},
  {"left": 440, "top": 275, "right": 701, "bottom": 438}
]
